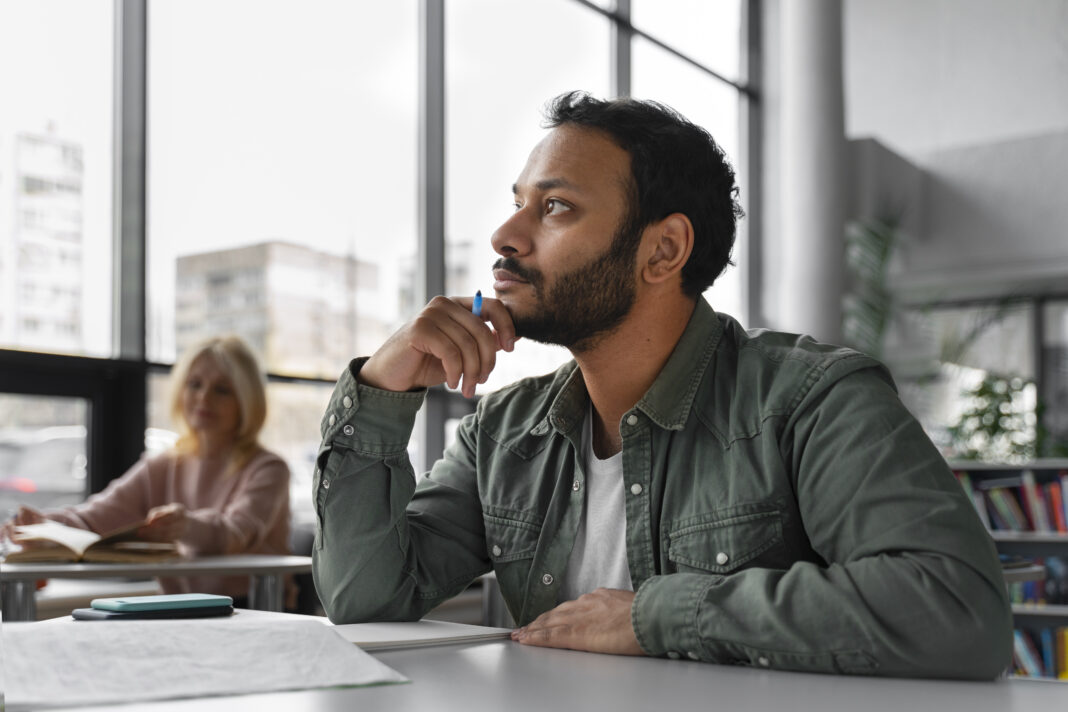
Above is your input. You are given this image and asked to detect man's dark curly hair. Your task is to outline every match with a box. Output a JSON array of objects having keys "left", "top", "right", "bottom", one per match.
[{"left": 543, "top": 91, "right": 743, "bottom": 298}]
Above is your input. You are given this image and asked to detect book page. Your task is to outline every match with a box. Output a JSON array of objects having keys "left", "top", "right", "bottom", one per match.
[{"left": 11, "top": 521, "right": 101, "bottom": 558}]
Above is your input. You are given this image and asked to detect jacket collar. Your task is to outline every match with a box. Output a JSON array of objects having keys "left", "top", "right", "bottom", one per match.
[
  {"left": 545, "top": 298, "right": 723, "bottom": 435},
  {"left": 637, "top": 298, "right": 722, "bottom": 430}
]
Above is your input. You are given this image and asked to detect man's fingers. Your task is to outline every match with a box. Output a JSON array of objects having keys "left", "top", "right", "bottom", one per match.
[{"left": 474, "top": 298, "right": 517, "bottom": 353}]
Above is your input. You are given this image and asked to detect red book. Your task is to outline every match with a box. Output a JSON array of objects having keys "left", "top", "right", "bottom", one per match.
[{"left": 1046, "top": 482, "right": 1067, "bottom": 533}]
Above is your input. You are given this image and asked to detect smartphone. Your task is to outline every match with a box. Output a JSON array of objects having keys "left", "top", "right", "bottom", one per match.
[
  {"left": 73, "top": 604, "right": 234, "bottom": 620},
  {"left": 91, "top": 593, "right": 234, "bottom": 612}
]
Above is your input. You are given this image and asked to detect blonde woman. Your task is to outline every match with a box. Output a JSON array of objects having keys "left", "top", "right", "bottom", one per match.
[{"left": 3, "top": 335, "right": 292, "bottom": 602}]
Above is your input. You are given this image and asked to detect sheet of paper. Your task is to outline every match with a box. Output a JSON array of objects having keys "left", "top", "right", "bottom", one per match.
[
  {"left": 332, "top": 619, "right": 512, "bottom": 650},
  {"left": 4, "top": 613, "right": 407, "bottom": 710}
]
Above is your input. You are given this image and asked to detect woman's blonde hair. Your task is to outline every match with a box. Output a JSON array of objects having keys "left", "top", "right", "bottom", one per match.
[{"left": 168, "top": 335, "right": 268, "bottom": 471}]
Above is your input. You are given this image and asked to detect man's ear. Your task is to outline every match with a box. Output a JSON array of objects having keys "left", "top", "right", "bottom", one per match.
[{"left": 641, "top": 213, "right": 694, "bottom": 285}]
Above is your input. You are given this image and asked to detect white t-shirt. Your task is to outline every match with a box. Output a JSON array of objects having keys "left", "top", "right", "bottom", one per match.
[{"left": 559, "top": 405, "right": 634, "bottom": 602}]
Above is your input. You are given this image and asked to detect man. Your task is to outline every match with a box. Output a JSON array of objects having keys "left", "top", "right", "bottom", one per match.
[{"left": 312, "top": 92, "right": 1012, "bottom": 678}]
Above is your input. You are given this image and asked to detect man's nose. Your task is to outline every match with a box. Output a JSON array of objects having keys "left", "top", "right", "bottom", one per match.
[{"left": 490, "top": 209, "right": 533, "bottom": 258}]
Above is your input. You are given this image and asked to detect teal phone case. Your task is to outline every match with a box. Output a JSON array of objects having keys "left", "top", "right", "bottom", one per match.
[{"left": 91, "top": 593, "right": 234, "bottom": 612}]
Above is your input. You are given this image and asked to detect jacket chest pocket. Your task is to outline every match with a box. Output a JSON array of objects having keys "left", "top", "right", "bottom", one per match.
[{"left": 666, "top": 507, "right": 784, "bottom": 575}]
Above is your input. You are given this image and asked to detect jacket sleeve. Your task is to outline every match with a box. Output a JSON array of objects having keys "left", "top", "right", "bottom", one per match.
[
  {"left": 312, "top": 358, "right": 491, "bottom": 624},
  {"left": 632, "top": 363, "right": 1014, "bottom": 679}
]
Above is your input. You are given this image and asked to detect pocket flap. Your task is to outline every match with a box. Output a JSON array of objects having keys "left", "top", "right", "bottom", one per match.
[
  {"left": 667, "top": 508, "right": 783, "bottom": 574},
  {"left": 483, "top": 513, "right": 540, "bottom": 563}
]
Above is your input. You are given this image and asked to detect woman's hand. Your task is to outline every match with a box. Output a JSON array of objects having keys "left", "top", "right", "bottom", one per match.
[
  {"left": 138, "top": 503, "right": 189, "bottom": 542},
  {"left": 1, "top": 505, "right": 46, "bottom": 542}
]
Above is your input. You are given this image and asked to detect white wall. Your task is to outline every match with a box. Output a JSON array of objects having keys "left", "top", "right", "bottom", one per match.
[
  {"left": 845, "top": 0, "right": 1068, "bottom": 156},
  {"left": 843, "top": 0, "right": 1068, "bottom": 300}
]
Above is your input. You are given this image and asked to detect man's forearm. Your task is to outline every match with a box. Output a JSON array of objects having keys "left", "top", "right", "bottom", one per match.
[{"left": 632, "top": 553, "right": 1012, "bottom": 679}]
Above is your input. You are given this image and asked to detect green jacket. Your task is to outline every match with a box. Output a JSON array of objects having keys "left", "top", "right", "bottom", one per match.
[{"left": 312, "top": 299, "right": 1012, "bottom": 679}]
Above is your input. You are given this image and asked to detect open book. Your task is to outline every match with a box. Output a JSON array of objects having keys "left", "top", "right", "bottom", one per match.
[{"left": 3, "top": 519, "right": 179, "bottom": 563}]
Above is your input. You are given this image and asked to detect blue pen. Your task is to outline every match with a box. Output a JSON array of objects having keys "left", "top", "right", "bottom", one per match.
[{"left": 472, "top": 290, "right": 483, "bottom": 317}]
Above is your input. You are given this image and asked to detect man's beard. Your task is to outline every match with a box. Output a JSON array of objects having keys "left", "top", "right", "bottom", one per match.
[{"left": 495, "top": 218, "right": 642, "bottom": 354}]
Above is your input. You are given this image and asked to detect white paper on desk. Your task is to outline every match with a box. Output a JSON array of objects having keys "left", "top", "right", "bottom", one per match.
[
  {"left": 4, "top": 615, "right": 408, "bottom": 709},
  {"left": 332, "top": 619, "right": 512, "bottom": 650}
]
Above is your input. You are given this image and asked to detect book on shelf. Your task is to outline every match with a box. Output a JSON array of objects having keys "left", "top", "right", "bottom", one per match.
[
  {"left": 1014, "top": 629, "right": 1045, "bottom": 677},
  {"left": 3, "top": 519, "right": 179, "bottom": 563},
  {"left": 956, "top": 467, "right": 1068, "bottom": 534},
  {"left": 1013, "top": 627, "right": 1068, "bottom": 679},
  {"left": 986, "top": 487, "right": 1029, "bottom": 531},
  {"left": 1021, "top": 470, "right": 1052, "bottom": 532},
  {"left": 1047, "top": 480, "right": 1068, "bottom": 533}
]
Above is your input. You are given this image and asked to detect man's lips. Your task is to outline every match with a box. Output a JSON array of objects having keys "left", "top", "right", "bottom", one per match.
[{"left": 493, "top": 268, "right": 529, "bottom": 290}]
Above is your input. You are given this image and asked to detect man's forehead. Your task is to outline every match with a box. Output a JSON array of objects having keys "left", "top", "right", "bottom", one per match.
[{"left": 513, "top": 125, "right": 629, "bottom": 193}]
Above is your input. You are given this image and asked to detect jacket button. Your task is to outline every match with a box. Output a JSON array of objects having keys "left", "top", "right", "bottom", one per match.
[
  {"left": 541, "top": 573, "right": 554, "bottom": 586},
  {"left": 342, "top": 395, "right": 353, "bottom": 408},
  {"left": 716, "top": 552, "right": 729, "bottom": 565},
  {"left": 322, "top": 479, "right": 330, "bottom": 489},
  {"left": 342, "top": 425, "right": 354, "bottom": 436},
  {"left": 687, "top": 651, "right": 699, "bottom": 660},
  {"left": 492, "top": 545, "right": 502, "bottom": 557},
  {"left": 572, "top": 480, "right": 581, "bottom": 491},
  {"left": 758, "top": 656, "right": 770, "bottom": 667},
  {"left": 626, "top": 414, "right": 639, "bottom": 426},
  {"left": 328, "top": 414, "right": 336, "bottom": 426},
  {"left": 630, "top": 483, "right": 643, "bottom": 495}
]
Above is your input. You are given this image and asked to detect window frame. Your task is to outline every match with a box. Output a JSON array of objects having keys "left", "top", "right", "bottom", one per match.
[{"left": 0, "top": 0, "right": 759, "bottom": 494}]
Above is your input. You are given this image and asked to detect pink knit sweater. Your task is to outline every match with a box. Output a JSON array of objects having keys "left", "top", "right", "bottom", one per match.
[{"left": 46, "top": 447, "right": 292, "bottom": 599}]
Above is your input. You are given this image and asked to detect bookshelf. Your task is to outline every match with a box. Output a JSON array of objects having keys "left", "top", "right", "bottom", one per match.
[{"left": 950, "top": 459, "right": 1068, "bottom": 680}]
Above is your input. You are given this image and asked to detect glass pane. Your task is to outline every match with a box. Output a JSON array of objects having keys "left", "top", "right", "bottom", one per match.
[
  {"left": 631, "top": 0, "right": 742, "bottom": 81},
  {"left": 262, "top": 381, "right": 335, "bottom": 530},
  {"left": 632, "top": 36, "right": 745, "bottom": 322},
  {"left": 446, "top": 0, "right": 611, "bottom": 393},
  {"left": 0, "top": 394, "right": 89, "bottom": 516},
  {"left": 890, "top": 301, "right": 1037, "bottom": 462},
  {"left": 147, "top": 0, "right": 418, "bottom": 379},
  {"left": 1041, "top": 300, "right": 1068, "bottom": 456},
  {"left": 0, "top": 0, "right": 114, "bottom": 357}
]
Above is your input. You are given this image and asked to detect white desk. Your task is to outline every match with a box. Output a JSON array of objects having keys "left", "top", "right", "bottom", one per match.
[
  {"left": 0, "top": 554, "right": 311, "bottom": 620},
  {"left": 28, "top": 619, "right": 1068, "bottom": 712}
]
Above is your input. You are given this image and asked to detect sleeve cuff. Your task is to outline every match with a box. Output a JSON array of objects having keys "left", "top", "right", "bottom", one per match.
[
  {"left": 320, "top": 357, "right": 426, "bottom": 457},
  {"left": 632, "top": 573, "right": 717, "bottom": 660}
]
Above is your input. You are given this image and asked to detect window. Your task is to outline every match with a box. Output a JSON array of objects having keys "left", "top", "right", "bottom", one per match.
[
  {"left": 0, "top": 393, "right": 89, "bottom": 516},
  {"left": 0, "top": 0, "right": 757, "bottom": 519},
  {"left": 0, "top": 0, "right": 114, "bottom": 358}
]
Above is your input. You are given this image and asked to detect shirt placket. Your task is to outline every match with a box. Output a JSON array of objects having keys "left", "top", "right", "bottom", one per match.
[{"left": 622, "top": 410, "right": 654, "bottom": 587}]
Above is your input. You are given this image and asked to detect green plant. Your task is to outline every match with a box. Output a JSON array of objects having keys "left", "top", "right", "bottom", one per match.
[
  {"left": 842, "top": 216, "right": 899, "bottom": 359},
  {"left": 945, "top": 372, "right": 1036, "bottom": 462}
]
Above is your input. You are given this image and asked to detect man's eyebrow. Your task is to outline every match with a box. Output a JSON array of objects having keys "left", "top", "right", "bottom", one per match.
[{"left": 512, "top": 178, "right": 583, "bottom": 194}]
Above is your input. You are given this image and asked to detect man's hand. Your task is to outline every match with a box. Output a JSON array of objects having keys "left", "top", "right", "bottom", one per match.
[
  {"left": 511, "top": 588, "right": 645, "bottom": 656},
  {"left": 359, "top": 295, "right": 517, "bottom": 399},
  {"left": 138, "top": 503, "right": 189, "bottom": 542}
]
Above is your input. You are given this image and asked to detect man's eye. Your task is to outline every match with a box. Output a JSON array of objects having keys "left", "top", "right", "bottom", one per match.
[{"left": 545, "top": 199, "right": 571, "bottom": 215}]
